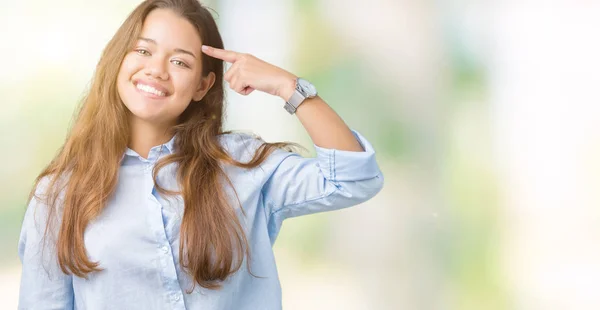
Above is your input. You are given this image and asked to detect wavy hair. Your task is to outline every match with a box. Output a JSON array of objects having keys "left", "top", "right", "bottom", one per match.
[{"left": 30, "top": 0, "right": 293, "bottom": 291}]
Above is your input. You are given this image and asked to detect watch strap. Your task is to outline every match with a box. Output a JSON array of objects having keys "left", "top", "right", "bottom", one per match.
[{"left": 284, "top": 84, "right": 306, "bottom": 114}]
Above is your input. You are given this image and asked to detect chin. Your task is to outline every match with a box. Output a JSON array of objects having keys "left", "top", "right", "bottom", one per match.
[{"left": 126, "top": 104, "right": 167, "bottom": 124}]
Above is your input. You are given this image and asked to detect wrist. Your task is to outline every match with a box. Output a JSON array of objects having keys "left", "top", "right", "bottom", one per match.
[{"left": 278, "top": 74, "right": 297, "bottom": 102}]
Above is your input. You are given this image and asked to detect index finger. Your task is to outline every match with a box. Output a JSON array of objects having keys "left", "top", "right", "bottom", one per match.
[{"left": 201, "top": 45, "right": 238, "bottom": 63}]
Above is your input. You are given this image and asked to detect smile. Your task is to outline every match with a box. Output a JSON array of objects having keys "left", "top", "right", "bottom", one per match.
[{"left": 135, "top": 83, "right": 167, "bottom": 97}]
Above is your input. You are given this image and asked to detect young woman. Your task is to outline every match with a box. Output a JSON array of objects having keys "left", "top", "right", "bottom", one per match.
[{"left": 18, "top": 0, "right": 384, "bottom": 309}]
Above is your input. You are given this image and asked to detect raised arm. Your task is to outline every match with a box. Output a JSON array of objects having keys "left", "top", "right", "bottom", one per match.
[{"left": 201, "top": 45, "right": 364, "bottom": 152}]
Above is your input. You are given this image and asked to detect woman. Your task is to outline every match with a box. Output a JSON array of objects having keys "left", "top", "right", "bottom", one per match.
[{"left": 18, "top": 0, "right": 384, "bottom": 309}]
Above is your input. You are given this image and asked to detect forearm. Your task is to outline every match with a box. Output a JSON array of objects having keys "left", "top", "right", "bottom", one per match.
[
  {"left": 295, "top": 96, "right": 363, "bottom": 152},
  {"left": 279, "top": 79, "right": 364, "bottom": 152}
]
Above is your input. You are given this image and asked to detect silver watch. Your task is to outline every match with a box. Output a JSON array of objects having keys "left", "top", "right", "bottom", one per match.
[{"left": 284, "top": 78, "right": 318, "bottom": 114}]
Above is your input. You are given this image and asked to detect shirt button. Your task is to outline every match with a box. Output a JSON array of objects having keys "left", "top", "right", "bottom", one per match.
[
  {"left": 162, "top": 246, "right": 169, "bottom": 254},
  {"left": 174, "top": 295, "right": 180, "bottom": 301}
]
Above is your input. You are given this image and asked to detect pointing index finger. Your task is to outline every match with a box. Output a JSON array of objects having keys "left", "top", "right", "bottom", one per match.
[{"left": 202, "top": 45, "right": 238, "bottom": 63}]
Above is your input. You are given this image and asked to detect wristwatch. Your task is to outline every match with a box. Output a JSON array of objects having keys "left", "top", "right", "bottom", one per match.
[{"left": 283, "top": 78, "right": 318, "bottom": 114}]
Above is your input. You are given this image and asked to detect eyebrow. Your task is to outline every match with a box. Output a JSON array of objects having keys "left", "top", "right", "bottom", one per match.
[{"left": 138, "top": 37, "right": 197, "bottom": 59}]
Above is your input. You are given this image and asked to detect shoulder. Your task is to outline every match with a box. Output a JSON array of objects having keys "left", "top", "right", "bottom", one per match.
[
  {"left": 218, "top": 131, "right": 268, "bottom": 163},
  {"left": 31, "top": 173, "right": 70, "bottom": 203},
  {"left": 25, "top": 173, "right": 70, "bottom": 225},
  {"left": 217, "top": 132, "right": 301, "bottom": 171},
  {"left": 20, "top": 175, "right": 62, "bottom": 246}
]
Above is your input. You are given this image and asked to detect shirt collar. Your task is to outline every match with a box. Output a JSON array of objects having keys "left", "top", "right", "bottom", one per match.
[{"left": 120, "top": 134, "right": 177, "bottom": 163}]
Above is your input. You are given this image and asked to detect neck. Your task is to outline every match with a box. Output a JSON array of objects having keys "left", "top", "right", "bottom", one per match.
[{"left": 128, "top": 116, "right": 174, "bottom": 159}]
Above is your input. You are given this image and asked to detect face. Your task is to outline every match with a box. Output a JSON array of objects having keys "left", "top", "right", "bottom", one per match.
[{"left": 117, "top": 8, "right": 215, "bottom": 127}]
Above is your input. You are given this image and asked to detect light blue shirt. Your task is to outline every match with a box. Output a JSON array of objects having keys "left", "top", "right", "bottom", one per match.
[{"left": 18, "top": 130, "right": 384, "bottom": 310}]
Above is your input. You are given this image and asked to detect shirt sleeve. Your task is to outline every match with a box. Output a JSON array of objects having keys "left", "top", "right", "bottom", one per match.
[
  {"left": 259, "top": 130, "right": 384, "bottom": 243},
  {"left": 18, "top": 180, "right": 74, "bottom": 310}
]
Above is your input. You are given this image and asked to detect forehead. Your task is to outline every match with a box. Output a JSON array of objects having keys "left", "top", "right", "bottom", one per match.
[{"left": 140, "top": 9, "right": 202, "bottom": 54}]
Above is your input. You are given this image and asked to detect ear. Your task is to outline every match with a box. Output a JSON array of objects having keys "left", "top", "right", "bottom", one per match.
[{"left": 192, "top": 71, "right": 216, "bottom": 102}]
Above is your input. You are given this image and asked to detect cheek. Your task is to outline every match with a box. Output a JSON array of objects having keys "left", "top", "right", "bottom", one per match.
[
  {"left": 173, "top": 74, "right": 200, "bottom": 99},
  {"left": 116, "top": 56, "right": 139, "bottom": 104},
  {"left": 118, "top": 54, "right": 141, "bottom": 80}
]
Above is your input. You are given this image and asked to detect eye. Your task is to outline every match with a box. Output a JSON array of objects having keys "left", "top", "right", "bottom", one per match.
[
  {"left": 171, "top": 59, "right": 189, "bottom": 68},
  {"left": 135, "top": 49, "right": 150, "bottom": 56}
]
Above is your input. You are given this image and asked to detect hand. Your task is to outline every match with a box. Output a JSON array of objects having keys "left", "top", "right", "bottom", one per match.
[{"left": 201, "top": 45, "right": 297, "bottom": 101}]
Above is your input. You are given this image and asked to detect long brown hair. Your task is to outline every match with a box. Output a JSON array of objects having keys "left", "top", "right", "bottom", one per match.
[{"left": 30, "top": 0, "right": 293, "bottom": 290}]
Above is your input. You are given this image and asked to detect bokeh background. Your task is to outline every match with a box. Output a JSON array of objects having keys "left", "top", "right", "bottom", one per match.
[{"left": 2, "top": 0, "right": 600, "bottom": 309}]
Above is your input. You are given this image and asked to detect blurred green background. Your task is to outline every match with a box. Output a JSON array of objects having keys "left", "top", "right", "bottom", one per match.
[{"left": 2, "top": 1, "right": 600, "bottom": 309}]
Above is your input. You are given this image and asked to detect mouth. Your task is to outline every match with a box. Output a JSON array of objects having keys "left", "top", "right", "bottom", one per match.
[{"left": 133, "top": 81, "right": 170, "bottom": 98}]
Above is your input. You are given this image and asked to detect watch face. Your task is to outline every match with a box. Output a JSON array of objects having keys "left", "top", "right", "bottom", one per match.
[{"left": 298, "top": 78, "right": 317, "bottom": 97}]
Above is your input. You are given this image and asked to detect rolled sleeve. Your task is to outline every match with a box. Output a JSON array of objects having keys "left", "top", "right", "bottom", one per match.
[
  {"left": 261, "top": 129, "right": 384, "bottom": 243},
  {"left": 314, "top": 130, "right": 381, "bottom": 182}
]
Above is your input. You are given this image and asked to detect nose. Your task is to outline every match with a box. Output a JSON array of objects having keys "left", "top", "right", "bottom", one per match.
[{"left": 144, "top": 57, "right": 169, "bottom": 80}]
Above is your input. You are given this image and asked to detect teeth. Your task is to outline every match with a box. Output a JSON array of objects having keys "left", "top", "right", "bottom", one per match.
[{"left": 136, "top": 83, "right": 166, "bottom": 97}]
